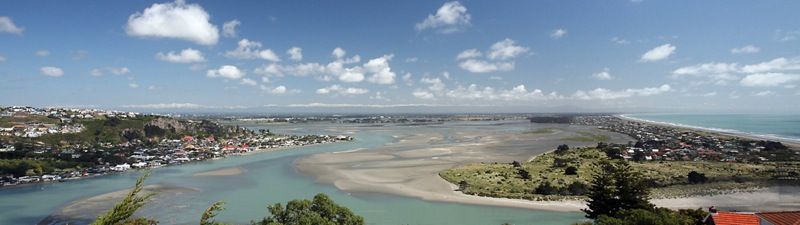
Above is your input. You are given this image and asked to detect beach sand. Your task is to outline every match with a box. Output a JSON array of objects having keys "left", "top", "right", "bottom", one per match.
[{"left": 295, "top": 122, "right": 633, "bottom": 212}]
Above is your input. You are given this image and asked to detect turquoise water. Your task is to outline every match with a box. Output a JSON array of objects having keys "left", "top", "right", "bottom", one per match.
[
  {"left": 625, "top": 113, "right": 800, "bottom": 142},
  {"left": 0, "top": 122, "right": 584, "bottom": 225}
]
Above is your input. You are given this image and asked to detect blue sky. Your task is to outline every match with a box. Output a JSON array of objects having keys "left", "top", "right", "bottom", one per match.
[{"left": 1, "top": 0, "right": 799, "bottom": 113}]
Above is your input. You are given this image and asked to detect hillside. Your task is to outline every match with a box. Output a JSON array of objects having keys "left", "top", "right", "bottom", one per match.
[{"left": 440, "top": 146, "right": 799, "bottom": 201}]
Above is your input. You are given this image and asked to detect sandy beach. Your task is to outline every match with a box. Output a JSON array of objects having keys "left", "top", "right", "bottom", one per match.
[{"left": 295, "top": 122, "right": 633, "bottom": 212}]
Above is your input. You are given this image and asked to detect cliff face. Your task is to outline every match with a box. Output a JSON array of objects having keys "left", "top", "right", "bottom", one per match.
[{"left": 145, "top": 117, "right": 188, "bottom": 133}]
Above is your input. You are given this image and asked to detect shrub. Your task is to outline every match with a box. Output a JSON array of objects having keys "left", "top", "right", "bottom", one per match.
[{"left": 565, "top": 166, "right": 578, "bottom": 175}]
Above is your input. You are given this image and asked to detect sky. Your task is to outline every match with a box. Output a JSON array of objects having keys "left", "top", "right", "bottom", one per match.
[{"left": 1, "top": 0, "right": 799, "bottom": 113}]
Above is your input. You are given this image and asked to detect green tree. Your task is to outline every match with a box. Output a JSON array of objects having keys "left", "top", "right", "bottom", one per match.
[
  {"left": 91, "top": 172, "right": 155, "bottom": 225},
  {"left": 517, "top": 169, "right": 531, "bottom": 180},
  {"left": 200, "top": 201, "right": 227, "bottom": 225},
  {"left": 256, "top": 194, "right": 364, "bottom": 225},
  {"left": 583, "top": 161, "right": 618, "bottom": 219},
  {"left": 583, "top": 160, "right": 654, "bottom": 219},
  {"left": 555, "top": 144, "right": 570, "bottom": 154},
  {"left": 534, "top": 181, "right": 558, "bottom": 195},
  {"left": 613, "top": 161, "right": 653, "bottom": 212},
  {"left": 687, "top": 171, "right": 707, "bottom": 184},
  {"left": 567, "top": 181, "right": 589, "bottom": 196},
  {"left": 565, "top": 166, "right": 578, "bottom": 175}
]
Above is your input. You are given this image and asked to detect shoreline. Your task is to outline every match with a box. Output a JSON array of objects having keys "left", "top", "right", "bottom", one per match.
[
  {"left": 0, "top": 140, "right": 346, "bottom": 190},
  {"left": 617, "top": 114, "right": 800, "bottom": 148}
]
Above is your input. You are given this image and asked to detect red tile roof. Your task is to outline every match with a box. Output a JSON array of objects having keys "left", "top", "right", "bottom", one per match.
[
  {"left": 757, "top": 211, "right": 800, "bottom": 225},
  {"left": 710, "top": 212, "right": 760, "bottom": 225}
]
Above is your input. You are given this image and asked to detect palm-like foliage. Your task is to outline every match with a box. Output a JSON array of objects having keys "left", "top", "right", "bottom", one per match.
[{"left": 91, "top": 172, "right": 156, "bottom": 225}]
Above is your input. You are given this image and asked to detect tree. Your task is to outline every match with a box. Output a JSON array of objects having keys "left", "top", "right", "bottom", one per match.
[
  {"left": 518, "top": 169, "right": 531, "bottom": 180},
  {"left": 256, "top": 194, "right": 364, "bottom": 225},
  {"left": 583, "top": 160, "right": 655, "bottom": 219},
  {"left": 687, "top": 171, "right": 707, "bottom": 184},
  {"left": 613, "top": 161, "right": 654, "bottom": 212},
  {"left": 565, "top": 166, "right": 578, "bottom": 175},
  {"left": 555, "top": 144, "right": 570, "bottom": 154},
  {"left": 567, "top": 181, "right": 589, "bottom": 196},
  {"left": 534, "top": 181, "right": 558, "bottom": 195},
  {"left": 583, "top": 161, "right": 618, "bottom": 219},
  {"left": 458, "top": 180, "right": 469, "bottom": 191}
]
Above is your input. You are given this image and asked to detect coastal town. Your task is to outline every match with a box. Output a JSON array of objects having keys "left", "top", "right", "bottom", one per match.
[
  {"left": 572, "top": 115, "right": 800, "bottom": 163},
  {"left": 0, "top": 106, "right": 352, "bottom": 187}
]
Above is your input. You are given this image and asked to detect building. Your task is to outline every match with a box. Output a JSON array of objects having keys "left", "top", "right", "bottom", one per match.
[{"left": 705, "top": 210, "right": 800, "bottom": 225}]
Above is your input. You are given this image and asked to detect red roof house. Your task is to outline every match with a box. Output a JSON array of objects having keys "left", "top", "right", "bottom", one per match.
[
  {"left": 757, "top": 211, "right": 800, "bottom": 225},
  {"left": 706, "top": 212, "right": 760, "bottom": 225}
]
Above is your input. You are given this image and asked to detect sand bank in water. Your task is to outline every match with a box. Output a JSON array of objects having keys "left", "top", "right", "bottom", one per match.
[
  {"left": 39, "top": 185, "right": 198, "bottom": 225},
  {"left": 193, "top": 167, "right": 246, "bottom": 176},
  {"left": 296, "top": 122, "right": 633, "bottom": 212}
]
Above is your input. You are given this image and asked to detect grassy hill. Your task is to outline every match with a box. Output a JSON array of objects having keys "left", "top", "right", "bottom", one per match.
[{"left": 440, "top": 147, "right": 796, "bottom": 200}]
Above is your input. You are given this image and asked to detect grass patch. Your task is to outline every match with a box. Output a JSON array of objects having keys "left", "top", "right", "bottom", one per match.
[
  {"left": 561, "top": 131, "right": 610, "bottom": 142},
  {"left": 524, "top": 128, "right": 555, "bottom": 134}
]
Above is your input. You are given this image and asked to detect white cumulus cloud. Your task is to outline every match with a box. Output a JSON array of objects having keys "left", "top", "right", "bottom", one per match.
[
  {"left": 730, "top": 45, "right": 760, "bottom": 54},
  {"left": 592, "top": 68, "right": 613, "bottom": 80},
  {"left": 91, "top": 67, "right": 131, "bottom": 76},
  {"left": 640, "top": 44, "right": 676, "bottom": 62},
  {"left": 316, "top": 85, "right": 368, "bottom": 95},
  {"left": 126, "top": 0, "right": 219, "bottom": 45},
  {"left": 415, "top": 1, "right": 471, "bottom": 34},
  {"left": 207, "top": 65, "right": 245, "bottom": 79},
  {"left": 488, "top": 39, "right": 529, "bottom": 60},
  {"left": 240, "top": 78, "right": 257, "bottom": 86},
  {"left": 364, "top": 54, "right": 396, "bottom": 84},
  {"left": 459, "top": 59, "right": 514, "bottom": 73},
  {"left": 35, "top": 50, "right": 50, "bottom": 57},
  {"left": 0, "top": 16, "right": 23, "bottom": 34},
  {"left": 456, "top": 49, "right": 482, "bottom": 60},
  {"left": 225, "top": 39, "right": 280, "bottom": 61},
  {"left": 550, "top": 29, "right": 567, "bottom": 39},
  {"left": 457, "top": 39, "right": 528, "bottom": 73},
  {"left": 156, "top": 48, "right": 206, "bottom": 63},
  {"left": 40, "top": 66, "right": 64, "bottom": 77},
  {"left": 740, "top": 73, "right": 800, "bottom": 87},
  {"left": 287, "top": 47, "right": 303, "bottom": 61},
  {"left": 573, "top": 84, "right": 672, "bottom": 100},
  {"left": 222, "top": 19, "right": 240, "bottom": 38}
]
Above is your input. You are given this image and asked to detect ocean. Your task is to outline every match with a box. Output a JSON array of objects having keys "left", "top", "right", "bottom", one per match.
[{"left": 623, "top": 113, "right": 800, "bottom": 143}]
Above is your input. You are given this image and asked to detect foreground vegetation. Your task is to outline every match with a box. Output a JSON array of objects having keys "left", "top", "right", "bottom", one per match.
[
  {"left": 91, "top": 172, "right": 364, "bottom": 225},
  {"left": 440, "top": 144, "right": 797, "bottom": 200}
]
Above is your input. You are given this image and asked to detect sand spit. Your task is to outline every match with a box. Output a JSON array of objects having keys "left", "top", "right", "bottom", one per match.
[
  {"left": 193, "top": 167, "right": 246, "bottom": 177},
  {"left": 296, "top": 122, "right": 634, "bottom": 212}
]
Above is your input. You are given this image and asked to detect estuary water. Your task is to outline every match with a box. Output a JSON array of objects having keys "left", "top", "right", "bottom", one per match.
[
  {"left": 0, "top": 122, "right": 584, "bottom": 225},
  {"left": 624, "top": 113, "right": 800, "bottom": 143}
]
